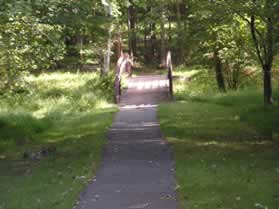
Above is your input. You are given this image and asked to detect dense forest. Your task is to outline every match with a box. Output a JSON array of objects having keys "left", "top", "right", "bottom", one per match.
[
  {"left": 0, "top": 0, "right": 278, "bottom": 103},
  {"left": 0, "top": 1, "right": 279, "bottom": 209}
]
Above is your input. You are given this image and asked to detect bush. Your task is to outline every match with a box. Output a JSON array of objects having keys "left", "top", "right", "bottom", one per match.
[{"left": 85, "top": 72, "right": 115, "bottom": 101}]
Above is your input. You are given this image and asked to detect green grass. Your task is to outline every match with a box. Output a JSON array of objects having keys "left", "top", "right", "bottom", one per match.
[
  {"left": 0, "top": 72, "right": 117, "bottom": 209},
  {"left": 158, "top": 66, "right": 279, "bottom": 209}
]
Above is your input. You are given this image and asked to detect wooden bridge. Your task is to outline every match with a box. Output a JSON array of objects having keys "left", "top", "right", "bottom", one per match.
[{"left": 114, "top": 51, "right": 174, "bottom": 105}]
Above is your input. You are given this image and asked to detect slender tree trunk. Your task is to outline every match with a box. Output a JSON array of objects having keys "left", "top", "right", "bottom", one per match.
[
  {"left": 264, "top": 3, "right": 273, "bottom": 105},
  {"left": 176, "top": 0, "right": 184, "bottom": 64},
  {"left": 102, "top": 23, "right": 112, "bottom": 75},
  {"left": 114, "top": 33, "right": 123, "bottom": 60},
  {"left": 144, "top": 27, "right": 149, "bottom": 63},
  {"left": 101, "top": 0, "right": 113, "bottom": 76},
  {"left": 150, "top": 23, "right": 157, "bottom": 61},
  {"left": 213, "top": 49, "right": 226, "bottom": 92},
  {"left": 160, "top": 9, "right": 166, "bottom": 67},
  {"left": 168, "top": 18, "right": 172, "bottom": 42},
  {"left": 144, "top": 7, "right": 152, "bottom": 63},
  {"left": 263, "top": 65, "right": 272, "bottom": 105},
  {"left": 128, "top": 2, "right": 137, "bottom": 57},
  {"left": 232, "top": 67, "right": 240, "bottom": 90},
  {"left": 250, "top": 0, "right": 273, "bottom": 105},
  {"left": 79, "top": 35, "right": 84, "bottom": 69}
]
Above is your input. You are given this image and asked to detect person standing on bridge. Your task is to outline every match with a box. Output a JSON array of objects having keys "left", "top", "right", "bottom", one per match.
[
  {"left": 117, "top": 52, "right": 134, "bottom": 77},
  {"left": 115, "top": 52, "right": 134, "bottom": 103}
]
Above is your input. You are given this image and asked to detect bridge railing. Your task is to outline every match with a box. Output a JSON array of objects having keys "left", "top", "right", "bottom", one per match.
[
  {"left": 114, "top": 61, "right": 122, "bottom": 104},
  {"left": 166, "top": 51, "right": 174, "bottom": 99},
  {"left": 114, "top": 51, "right": 174, "bottom": 103}
]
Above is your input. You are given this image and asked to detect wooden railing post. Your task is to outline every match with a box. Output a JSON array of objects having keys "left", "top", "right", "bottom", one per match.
[
  {"left": 114, "top": 53, "right": 134, "bottom": 103},
  {"left": 114, "top": 60, "right": 122, "bottom": 104},
  {"left": 114, "top": 76, "right": 121, "bottom": 104},
  {"left": 166, "top": 51, "right": 174, "bottom": 99}
]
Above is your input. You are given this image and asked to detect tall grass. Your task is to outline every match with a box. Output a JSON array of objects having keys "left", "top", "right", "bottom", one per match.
[
  {"left": 0, "top": 72, "right": 115, "bottom": 148},
  {"left": 0, "top": 71, "right": 117, "bottom": 209}
]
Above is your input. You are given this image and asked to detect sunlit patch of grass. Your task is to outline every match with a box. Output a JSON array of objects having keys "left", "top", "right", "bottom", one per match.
[
  {"left": 174, "top": 65, "right": 204, "bottom": 77},
  {"left": 0, "top": 71, "right": 117, "bottom": 209},
  {"left": 173, "top": 67, "right": 218, "bottom": 100}
]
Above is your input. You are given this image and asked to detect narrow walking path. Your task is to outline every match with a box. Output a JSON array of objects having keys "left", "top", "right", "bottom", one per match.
[{"left": 75, "top": 75, "right": 177, "bottom": 209}]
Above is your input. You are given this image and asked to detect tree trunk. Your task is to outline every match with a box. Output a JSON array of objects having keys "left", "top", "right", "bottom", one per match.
[
  {"left": 102, "top": 23, "right": 112, "bottom": 76},
  {"left": 176, "top": 0, "right": 184, "bottom": 64},
  {"left": 128, "top": 2, "right": 137, "bottom": 57},
  {"left": 168, "top": 18, "right": 172, "bottom": 42},
  {"left": 150, "top": 23, "right": 157, "bottom": 62},
  {"left": 213, "top": 49, "right": 226, "bottom": 92},
  {"left": 250, "top": 0, "right": 274, "bottom": 105},
  {"left": 263, "top": 65, "right": 272, "bottom": 105},
  {"left": 160, "top": 9, "right": 166, "bottom": 67},
  {"left": 263, "top": 1, "right": 273, "bottom": 105},
  {"left": 114, "top": 33, "right": 123, "bottom": 60},
  {"left": 144, "top": 27, "right": 150, "bottom": 63},
  {"left": 79, "top": 35, "right": 84, "bottom": 69}
]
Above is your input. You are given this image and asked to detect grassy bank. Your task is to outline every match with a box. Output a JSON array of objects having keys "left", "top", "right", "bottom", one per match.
[
  {"left": 158, "top": 66, "right": 279, "bottom": 209},
  {"left": 0, "top": 72, "right": 116, "bottom": 209}
]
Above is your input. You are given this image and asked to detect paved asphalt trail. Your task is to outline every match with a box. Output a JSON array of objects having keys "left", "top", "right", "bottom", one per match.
[{"left": 75, "top": 75, "right": 177, "bottom": 209}]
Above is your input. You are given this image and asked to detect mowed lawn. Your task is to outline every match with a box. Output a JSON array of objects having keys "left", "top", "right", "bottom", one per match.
[
  {"left": 158, "top": 68, "right": 279, "bottom": 209},
  {"left": 0, "top": 72, "right": 116, "bottom": 209}
]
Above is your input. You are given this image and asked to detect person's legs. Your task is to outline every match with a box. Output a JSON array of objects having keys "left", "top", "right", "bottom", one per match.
[{"left": 126, "top": 63, "right": 132, "bottom": 77}]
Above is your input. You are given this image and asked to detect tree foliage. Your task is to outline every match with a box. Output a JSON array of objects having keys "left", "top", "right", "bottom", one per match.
[{"left": 0, "top": 0, "right": 116, "bottom": 91}]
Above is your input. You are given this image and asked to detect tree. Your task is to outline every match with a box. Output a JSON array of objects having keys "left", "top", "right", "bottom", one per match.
[
  {"left": 249, "top": 0, "right": 275, "bottom": 105},
  {"left": 0, "top": 1, "right": 65, "bottom": 90},
  {"left": 127, "top": 0, "right": 137, "bottom": 57},
  {"left": 214, "top": 0, "right": 279, "bottom": 105},
  {"left": 159, "top": 4, "right": 167, "bottom": 67},
  {"left": 102, "top": 0, "right": 113, "bottom": 75}
]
